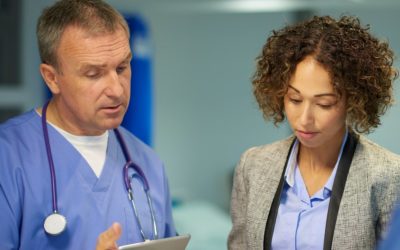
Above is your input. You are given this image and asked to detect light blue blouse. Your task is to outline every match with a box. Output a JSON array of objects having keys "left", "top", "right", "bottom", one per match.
[{"left": 271, "top": 131, "right": 348, "bottom": 250}]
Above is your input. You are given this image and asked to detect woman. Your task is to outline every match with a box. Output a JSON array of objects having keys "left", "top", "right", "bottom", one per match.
[{"left": 228, "top": 15, "right": 400, "bottom": 250}]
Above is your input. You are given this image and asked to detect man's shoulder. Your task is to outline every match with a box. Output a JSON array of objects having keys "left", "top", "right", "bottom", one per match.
[
  {"left": 0, "top": 110, "right": 40, "bottom": 174},
  {"left": 115, "top": 126, "right": 151, "bottom": 148},
  {"left": 0, "top": 109, "right": 37, "bottom": 131},
  {"left": 0, "top": 110, "right": 39, "bottom": 141},
  {"left": 114, "top": 126, "right": 161, "bottom": 161}
]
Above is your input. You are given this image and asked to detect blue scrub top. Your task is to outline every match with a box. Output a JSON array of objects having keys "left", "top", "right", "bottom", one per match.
[{"left": 0, "top": 110, "right": 176, "bottom": 249}]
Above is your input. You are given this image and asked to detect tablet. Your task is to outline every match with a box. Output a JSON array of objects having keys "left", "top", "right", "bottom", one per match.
[{"left": 119, "top": 234, "right": 191, "bottom": 250}]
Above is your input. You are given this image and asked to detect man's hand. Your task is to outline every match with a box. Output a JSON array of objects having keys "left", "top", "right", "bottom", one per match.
[{"left": 96, "top": 223, "right": 122, "bottom": 250}]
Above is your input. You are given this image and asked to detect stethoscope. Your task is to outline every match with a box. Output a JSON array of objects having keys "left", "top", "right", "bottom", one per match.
[{"left": 41, "top": 100, "right": 158, "bottom": 241}]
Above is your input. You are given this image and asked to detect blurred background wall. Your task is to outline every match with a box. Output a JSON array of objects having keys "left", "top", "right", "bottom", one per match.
[{"left": 1, "top": 0, "right": 400, "bottom": 249}]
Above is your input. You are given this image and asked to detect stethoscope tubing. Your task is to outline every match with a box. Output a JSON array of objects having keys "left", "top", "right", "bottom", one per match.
[
  {"left": 114, "top": 129, "right": 149, "bottom": 191},
  {"left": 115, "top": 128, "right": 158, "bottom": 240},
  {"left": 42, "top": 100, "right": 158, "bottom": 240},
  {"left": 42, "top": 100, "right": 59, "bottom": 213}
]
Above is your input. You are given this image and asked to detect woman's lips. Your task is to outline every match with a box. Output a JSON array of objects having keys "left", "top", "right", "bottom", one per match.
[{"left": 296, "top": 130, "right": 318, "bottom": 140}]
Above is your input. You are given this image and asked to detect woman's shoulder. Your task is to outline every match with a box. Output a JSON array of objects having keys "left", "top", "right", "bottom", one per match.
[
  {"left": 357, "top": 135, "right": 400, "bottom": 162},
  {"left": 240, "top": 135, "right": 296, "bottom": 162},
  {"left": 235, "top": 136, "right": 296, "bottom": 180},
  {"left": 356, "top": 135, "right": 400, "bottom": 175}
]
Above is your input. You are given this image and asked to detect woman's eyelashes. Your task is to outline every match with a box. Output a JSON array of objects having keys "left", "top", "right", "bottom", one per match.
[{"left": 287, "top": 97, "right": 336, "bottom": 109}]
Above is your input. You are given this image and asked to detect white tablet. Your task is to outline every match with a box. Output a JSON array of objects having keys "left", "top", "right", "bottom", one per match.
[{"left": 119, "top": 234, "right": 191, "bottom": 250}]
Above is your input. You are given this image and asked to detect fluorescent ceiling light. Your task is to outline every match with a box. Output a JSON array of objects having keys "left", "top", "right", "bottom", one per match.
[{"left": 161, "top": 0, "right": 400, "bottom": 13}]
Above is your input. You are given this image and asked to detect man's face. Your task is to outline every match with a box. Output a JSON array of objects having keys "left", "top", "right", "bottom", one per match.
[{"left": 50, "top": 25, "right": 132, "bottom": 135}]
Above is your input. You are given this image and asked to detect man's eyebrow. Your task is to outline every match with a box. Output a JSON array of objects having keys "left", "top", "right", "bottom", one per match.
[
  {"left": 79, "top": 63, "right": 106, "bottom": 71},
  {"left": 288, "top": 85, "right": 337, "bottom": 97},
  {"left": 79, "top": 52, "right": 132, "bottom": 71},
  {"left": 122, "top": 52, "right": 132, "bottom": 63}
]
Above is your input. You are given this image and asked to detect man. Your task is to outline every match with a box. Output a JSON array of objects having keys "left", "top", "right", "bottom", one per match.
[{"left": 0, "top": 0, "right": 176, "bottom": 249}]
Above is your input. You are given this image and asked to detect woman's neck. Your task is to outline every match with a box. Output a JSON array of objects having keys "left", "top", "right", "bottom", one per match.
[
  {"left": 297, "top": 127, "right": 347, "bottom": 196},
  {"left": 298, "top": 127, "right": 347, "bottom": 171}
]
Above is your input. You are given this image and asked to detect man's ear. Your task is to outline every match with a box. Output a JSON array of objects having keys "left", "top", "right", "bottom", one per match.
[{"left": 40, "top": 63, "right": 60, "bottom": 94}]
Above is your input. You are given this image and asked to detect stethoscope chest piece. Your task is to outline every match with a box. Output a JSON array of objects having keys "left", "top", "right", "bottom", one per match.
[{"left": 44, "top": 212, "right": 67, "bottom": 236}]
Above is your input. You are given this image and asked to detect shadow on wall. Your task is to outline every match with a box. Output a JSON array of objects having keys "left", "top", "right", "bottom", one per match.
[
  {"left": 173, "top": 200, "right": 231, "bottom": 250},
  {"left": 171, "top": 166, "right": 236, "bottom": 250}
]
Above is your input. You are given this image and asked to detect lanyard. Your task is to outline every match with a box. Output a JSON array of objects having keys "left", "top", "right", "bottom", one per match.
[{"left": 263, "top": 132, "right": 359, "bottom": 250}]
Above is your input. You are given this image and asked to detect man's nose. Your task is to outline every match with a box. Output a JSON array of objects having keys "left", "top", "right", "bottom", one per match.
[{"left": 105, "top": 72, "right": 124, "bottom": 97}]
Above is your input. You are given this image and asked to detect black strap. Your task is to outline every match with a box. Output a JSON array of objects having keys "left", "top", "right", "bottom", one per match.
[
  {"left": 323, "top": 132, "right": 358, "bottom": 250},
  {"left": 263, "top": 132, "right": 358, "bottom": 250},
  {"left": 263, "top": 139, "right": 296, "bottom": 250}
]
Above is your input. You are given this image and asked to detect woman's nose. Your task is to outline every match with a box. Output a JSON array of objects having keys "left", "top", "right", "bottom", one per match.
[{"left": 299, "top": 104, "right": 314, "bottom": 126}]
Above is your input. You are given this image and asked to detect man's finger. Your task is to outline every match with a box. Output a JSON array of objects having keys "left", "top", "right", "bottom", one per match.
[{"left": 96, "top": 223, "right": 122, "bottom": 250}]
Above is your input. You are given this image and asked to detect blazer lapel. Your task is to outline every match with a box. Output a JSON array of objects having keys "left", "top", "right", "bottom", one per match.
[
  {"left": 244, "top": 137, "right": 295, "bottom": 249},
  {"left": 263, "top": 139, "right": 296, "bottom": 250},
  {"left": 324, "top": 132, "right": 359, "bottom": 250},
  {"left": 260, "top": 133, "right": 358, "bottom": 250}
]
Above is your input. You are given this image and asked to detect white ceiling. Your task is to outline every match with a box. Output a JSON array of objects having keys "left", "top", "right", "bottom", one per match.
[{"left": 111, "top": 0, "right": 400, "bottom": 13}]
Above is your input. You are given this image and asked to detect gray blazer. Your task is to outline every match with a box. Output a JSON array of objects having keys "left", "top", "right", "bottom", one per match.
[{"left": 228, "top": 135, "right": 400, "bottom": 250}]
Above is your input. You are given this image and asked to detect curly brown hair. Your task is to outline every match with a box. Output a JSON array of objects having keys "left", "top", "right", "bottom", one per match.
[{"left": 253, "top": 15, "right": 398, "bottom": 133}]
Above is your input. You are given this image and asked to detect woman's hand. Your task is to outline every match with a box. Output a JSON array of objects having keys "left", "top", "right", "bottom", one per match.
[{"left": 96, "top": 223, "right": 122, "bottom": 250}]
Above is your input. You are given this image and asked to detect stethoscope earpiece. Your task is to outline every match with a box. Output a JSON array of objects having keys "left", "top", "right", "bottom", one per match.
[{"left": 44, "top": 212, "right": 67, "bottom": 236}]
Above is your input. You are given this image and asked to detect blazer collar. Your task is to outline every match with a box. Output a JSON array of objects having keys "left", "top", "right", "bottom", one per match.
[{"left": 262, "top": 132, "right": 359, "bottom": 250}]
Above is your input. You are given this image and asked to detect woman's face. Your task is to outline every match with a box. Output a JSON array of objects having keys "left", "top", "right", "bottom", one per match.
[{"left": 284, "top": 56, "right": 347, "bottom": 149}]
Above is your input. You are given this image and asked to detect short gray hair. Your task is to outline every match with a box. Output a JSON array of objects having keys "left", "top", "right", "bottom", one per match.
[{"left": 37, "top": 0, "right": 130, "bottom": 69}]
